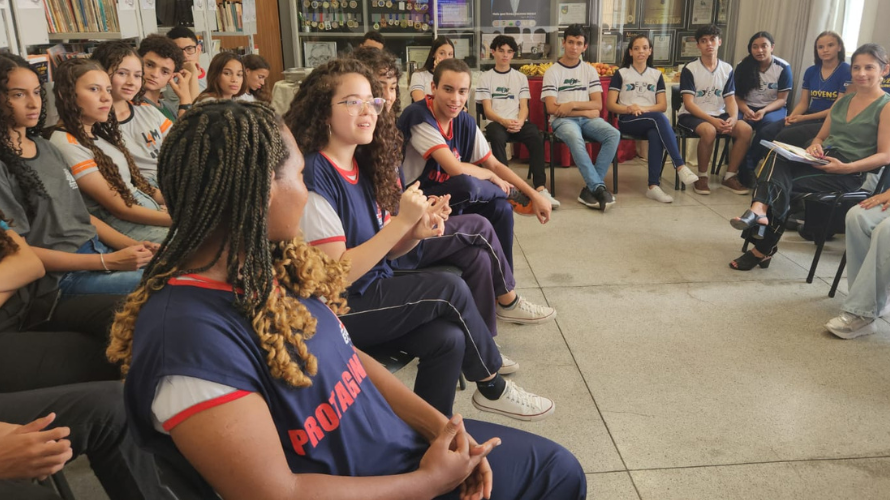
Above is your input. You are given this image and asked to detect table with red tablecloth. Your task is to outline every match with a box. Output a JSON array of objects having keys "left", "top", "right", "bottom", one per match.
[{"left": 516, "top": 76, "right": 636, "bottom": 165}]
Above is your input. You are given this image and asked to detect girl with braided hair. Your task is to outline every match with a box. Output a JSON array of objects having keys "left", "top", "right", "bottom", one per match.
[
  {"left": 91, "top": 41, "right": 173, "bottom": 187},
  {"left": 194, "top": 52, "right": 246, "bottom": 103},
  {"left": 286, "top": 59, "right": 554, "bottom": 420},
  {"left": 48, "top": 58, "right": 169, "bottom": 243},
  {"left": 107, "top": 100, "right": 584, "bottom": 500}
]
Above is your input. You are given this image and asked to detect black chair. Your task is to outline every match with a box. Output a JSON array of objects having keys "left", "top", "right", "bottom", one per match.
[
  {"left": 542, "top": 107, "right": 621, "bottom": 196},
  {"left": 37, "top": 472, "right": 76, "bottom": 499},
  {"left": 669, "top": 85, "right": 732, "bottom": 189},
  {"left": 474, "top": 102, "right": 533, "bottom": 182},
  {"left": 365, "top": 265, "right": 467, "bottom": 391},
  {"left": 608, "top": 111, "right": 670, "bottom": 193}
]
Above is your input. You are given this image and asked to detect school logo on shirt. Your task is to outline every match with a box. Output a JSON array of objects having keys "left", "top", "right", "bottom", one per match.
[
  {"left": 141, "top": 128, "right": 163, "bottom": 159},
  {"left": 756, "top": 82, "right": 779, "bottom": 92},
  {"left": 374, "top": 203, "right": 385, "bottom": 228},
  {"left": 63, "top": 168, "right": 78, "bottom": 189},
  {"left": 493, "top": 86, "right": 514, "bottom": 100},
  {"left": 695, "top": 88, "right": 723, "bottom": 98},
  {"left": 626, "top": 83, "right": 656, "bottom": 93},
  {"left": 811, "top": 90, "right": 838, "bottom": 100},
  {"left": 336, "top": 318, "right": 351, "bottom": 345},
  {"left": 558, "top": 78, "right": 585, "bottom": 92}
]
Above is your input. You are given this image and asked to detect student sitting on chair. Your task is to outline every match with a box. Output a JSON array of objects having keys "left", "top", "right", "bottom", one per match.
[
  {"left": 476, "top": 35, "right": 558, "bottom": 211},
  {"left": 541, "top": 24, "right": 621, "bottom": 211},
  {"left": 398, "top": 58, "right": 552, "bottom": 271},
  {"left": 677, "top": 25, "right": 752, "bottom": 196}
]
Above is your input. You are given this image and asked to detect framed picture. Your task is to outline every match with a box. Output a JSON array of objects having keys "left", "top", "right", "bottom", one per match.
[
  {"left": 303, "top": 41, "right": 337, "bottom": 68},
  {"left": 716, "top": 0, "right": 730, "bottom": 24},
  {"left": 640, "top": 0, "right": 685, "bottom": 29},
  {"left": 687, "top": 0, "right": 715, "bottom": 28},
  {"left": 599, "top": 31, "right": 620, "bottom": 65},
  {"left": 674, "top": 31, "right": 699, "bottom": 63},
  {"left": 600, "top": 0, "right": 638, "bottom": 29},
  {"left": 651, "top": 30, "right": 674, "bottom": 65},
  {"left": 406, "top": 46, "right": 430, "bottom": 66}
]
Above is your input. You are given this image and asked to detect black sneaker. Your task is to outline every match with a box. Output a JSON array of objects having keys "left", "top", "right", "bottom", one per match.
[
  {"left": 593, "top": 185, "right": 616, "bottom": 212},
  {"left": 577, "top": 186, "right": 599, "bottom": 208}
]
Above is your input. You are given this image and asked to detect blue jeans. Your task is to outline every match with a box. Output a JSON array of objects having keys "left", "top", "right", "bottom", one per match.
[
  {"left": 618, "top": 112, "right": 685, "bottom": 186},
  {"left": 551, "top": 116, "right": 621, "bottom": 191},
  {"left": 58, "top": 237, "right": 144, "bottom": 298},
  {"left": 741, "top": 107, "right": 787, "bottom": 172}
]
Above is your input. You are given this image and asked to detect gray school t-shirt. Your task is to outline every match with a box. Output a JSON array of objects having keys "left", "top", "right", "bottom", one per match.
[{"left": 0, "top": 136, "right": 96, "bottom": 254}]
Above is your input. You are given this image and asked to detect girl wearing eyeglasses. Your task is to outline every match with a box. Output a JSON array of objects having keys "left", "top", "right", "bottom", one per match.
[
  {"left": 195, "top": 52, "right": 246, "bottom": 103},
  {"left": 285, "top": 59, "right": 555, "bottom": 421}
]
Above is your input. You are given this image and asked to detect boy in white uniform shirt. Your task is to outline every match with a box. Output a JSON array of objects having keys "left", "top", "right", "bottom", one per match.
[
  {"left": 677, "top": 25, "right": 752, "bottom": 195},
  {"left": 477, "top": 35, "right": 558, "bottom": 210},
  {"left": 541, "top": 24, "right": 621, "bottom": 211}
]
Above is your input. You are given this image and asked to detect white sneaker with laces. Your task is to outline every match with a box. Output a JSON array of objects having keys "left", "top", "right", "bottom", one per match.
[
  {"left": 825, "top": 312, "right": 876, "bottom": 339},
  {"left": 537, "top": 187, "right": 561, "bottom": 209},
  {"left": 496, "top": 296, "right": 556, "bottom": 324},
  {"left": 472, "top": 380, "right": 555, "bottom": 421},
  {"left": 676, "top": 165, "right": 698, "bottom": 186},
  {"left": 499, "top": 352, "right": 519, "bottom": 375},
  {"left": 646, "top": 185, "right": 674, "bottom": 203}
]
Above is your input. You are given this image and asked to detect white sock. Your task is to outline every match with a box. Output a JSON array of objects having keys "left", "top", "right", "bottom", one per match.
[{"left": 724, "top": 171, "right": 738, "bottom": 180}]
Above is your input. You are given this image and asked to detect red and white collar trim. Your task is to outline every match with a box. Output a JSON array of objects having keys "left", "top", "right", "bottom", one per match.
[
  {"left": 425, "top": 95, "right": 454, "bottom": 140},
  {"left": 320, "top": 152, "right": 359, "bottom": 185}
]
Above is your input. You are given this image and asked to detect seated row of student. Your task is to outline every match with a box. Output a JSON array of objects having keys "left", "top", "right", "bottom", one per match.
[
  {"left": 350, "top": 47, "right": 556, "bottom": 336},
  {"left": 48, "top": 58, "right": 170, "bottom": 243},
  {"left": 732, "top": 31, "right": 793, "bottom": 184},
  {"left": 410, "top": 36, "right": 454, "bottom": 102},
  {"left": 195, "top": 52, "right": 248, "bottom": 103},
  {"left": 399, "top": 58, "right": 553, "bottom": 271},
  {"left": 476, "top": 35, "right": 560, "bottom": 210},
  {"left": 108, "top": 99, "right": 586, "bottom": 500},
  {"left": 605, "top": 34, "right": 700, "bottom": 203},
  {"left": 825, "top": 185, "right": 890, "bottom": 340},
  {"left": 138, "top": 34, "right": 195, "bottom": 122},
  {"left": 751, "top": 32, "right": 851, "bottom": 171},
  {"left": 0, "top": 223, "right": 176, "bottom": 500},
  {"left": 729, "top": 43, "right": 890, "bottom": 270},
  {"left": 0, "top": 56, "right": 154, "bottom": 303},
  {"left": 160, "top": 26, "right": 208, "bottom": 112},
  {"left": 541, "top": 24, "right": 620, "bottom": 211},
  {"left": 677, "top": 24, "right": 753, "bottom": 196},
  {"left": 287, "top": 59, "right": 555, "bottom": 420}
]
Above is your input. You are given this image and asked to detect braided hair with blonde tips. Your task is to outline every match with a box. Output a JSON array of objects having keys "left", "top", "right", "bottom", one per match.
[
  {"left": 51, "top": 58, "right": 157, "bottom": 207},
  {"left": 106, "top": 100, "right": 349, "bottom": 388},
  {"left": 283, "top": 58, "right": 402, "bottom": 214},
  {"left": 0, "top": 55, "right": 48, "bottom": 218}
]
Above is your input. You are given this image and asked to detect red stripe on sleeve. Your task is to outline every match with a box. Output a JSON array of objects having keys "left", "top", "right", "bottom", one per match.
[
  {"left": 163, "top": 390, "right": 251, "bottom": 431},
  {"left": 423, "top": 144, "right": 448, "bottom": 160},
  {"left": 309, "top": 236, "right": 346, "bottom": 246},
  {"left": 473, "top": 151, "right": 492, "bottom": 165}
]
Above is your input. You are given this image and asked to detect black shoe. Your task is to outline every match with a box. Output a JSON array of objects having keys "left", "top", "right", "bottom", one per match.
[
  {"left": 577, "top": 187, "right": 599, "bottom": 208},
  {"left": 593, "top": 185, "right": 615, "bottom": 212}
]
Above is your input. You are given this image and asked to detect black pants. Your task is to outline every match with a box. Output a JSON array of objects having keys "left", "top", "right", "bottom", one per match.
[
  {"left": 0, "top": 294, "right": 122, "bottom": 393},
  {"left": 0, "top": 382, "right": 175, "bottom": 500},
  {"left": 485, "top": 121, "right": 546, "bottom": 188},
  {"left": 752, "top": 152, "right": 864, "bottom": 255},
  {"left": 341, "top": 272, "right": 502, "bottom": 416}
]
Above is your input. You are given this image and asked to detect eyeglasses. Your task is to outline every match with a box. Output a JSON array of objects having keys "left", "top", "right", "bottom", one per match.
[
  {"left": 181, "top": 45, "right": 197, "bottom": 55},
  {"left": 336, "top": 97, "right": 386, "bottom": 116}
]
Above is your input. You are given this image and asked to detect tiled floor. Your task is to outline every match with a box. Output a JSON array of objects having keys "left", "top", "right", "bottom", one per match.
[{"left": 67, "top": 158, "right": 890, "bottom": 499}]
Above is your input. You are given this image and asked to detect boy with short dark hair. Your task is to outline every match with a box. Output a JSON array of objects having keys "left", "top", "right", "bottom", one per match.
[
  {"left": 137, "top": 34, "right": 192, "bottom": 121},
  {"left": 359, "top": 30, "right": 385, "bottom": 50},
  {"left": 477, "top": 35, "right": 558, "bottom": 210},
  {"left": 677, "top": 24, "right": 752, "bottom": 195},
  {"left": 164, "top": 26, "right": 205, "bottom": 110},
  {"left": 541, "top": 24, "right": 621, "bottom": 211}
]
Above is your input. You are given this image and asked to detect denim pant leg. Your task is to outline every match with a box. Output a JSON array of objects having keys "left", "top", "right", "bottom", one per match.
[
  {"left": 745, "top": 108, "right": 787, "bottom": 171},
  {"left": 57, "top": 238, "right": 145, "bottom": 298},
  {"left": 580, "top": 117, "right": 621, "bottom": 188},
  {"left": 619, "top": 112, "right": 683, "bottom": 186},
  {"left": 843, "top": 205, "right": 890, "bottom": 318},
  {"left": 552, "top": 117, "right": 603, "bottom": 190}
]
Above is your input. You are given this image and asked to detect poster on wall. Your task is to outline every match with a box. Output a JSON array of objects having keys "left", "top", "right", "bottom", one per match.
[
  {"left": 688, "top": 0, "right": 715, "bottom": 28},
  {"left": 480, "top": 0, "right": 550, "bottom": 30},
  {"left": 652, "top": 30, "right": 674, "bottom": 65},
  {"left": 674, "top": 31, "right": 699, "bottom": 63},
  {"left": 438, "top": 0, "right": 471, "bottom": 28},
  {"left": 558, "top": 3, "right": 586, "bottom": 26},
  {"left": 600, "top": 31, "right": 620, "bottom": 64},
  {"left": 716, "top": 0, "right": 731, "bottom": 24},
  {"left": 600, "top": 0, "right": 638, "bottom": 29},
  {"left": 304, "top": 41, "right": 338, "bottom": 68},
  {"left": 640, "top": 0, "right": 685, "bottom": 28}
]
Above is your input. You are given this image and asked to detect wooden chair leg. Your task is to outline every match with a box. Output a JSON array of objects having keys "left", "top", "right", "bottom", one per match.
[{"left": 829, "top": 252, "right": 846, "bottom": 298}]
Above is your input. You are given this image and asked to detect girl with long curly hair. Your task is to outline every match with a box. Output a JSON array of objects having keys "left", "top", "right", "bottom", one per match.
[
  {"left": 91, "top": 41, "right": 173, "bottom": 187},
  {"left": 194, "top": 52, "right": 246, "bottom": 102},
  {"left": 285, "top": 59, "right": 554, "bottom": 420},
  {"left": 238, "top": 54, "right": 271, "bottom": 103},
  {"left": 107, "top": 100, "right": 583, "bottom": 499},
  {"left": 48, "top": 58, "right": 170, "bottom": 243},
  {"left": 0, "top": 55, "right": 152, "bottom": 301}
]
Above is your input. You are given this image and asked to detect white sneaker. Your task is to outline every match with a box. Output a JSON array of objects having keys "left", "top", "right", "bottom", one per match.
[
  {"left": 472, "top": 380, "right": 555, "bottom": 421},
  {"left": 825, "top": 312, "right": 877, "bottom": 339},
  {"left": 646, "top": 185, "right": 674, "bottom": 203},
  {"left": 499, "top": 352, "right": 519, "bottom": 375},
  {"left": 537, "top": 187, "right": 561, "bottom": 209},
  {"left": 496, "top": 296, "right": 556, "bottom": 324},
  {"left": 676, "top": 165, "right": 698, "bottom": 186}
]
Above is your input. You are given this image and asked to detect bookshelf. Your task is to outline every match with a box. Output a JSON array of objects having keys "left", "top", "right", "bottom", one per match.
[{"left": 188, "top": 0, "right": 257, "bottom": 63}]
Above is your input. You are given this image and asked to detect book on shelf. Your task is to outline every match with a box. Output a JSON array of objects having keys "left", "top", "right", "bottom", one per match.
[
  {"left": 27, "top": 55, "right": 51, "bottom": 84},
  {"left": 215, "top": 1, "right": 244, "bottom": 32},
  {"left": 760, "top": 140, "right": 829, "bottom": 165},
  {"left": 44, "top": 0, "right": 121, "bottom": 34}
]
